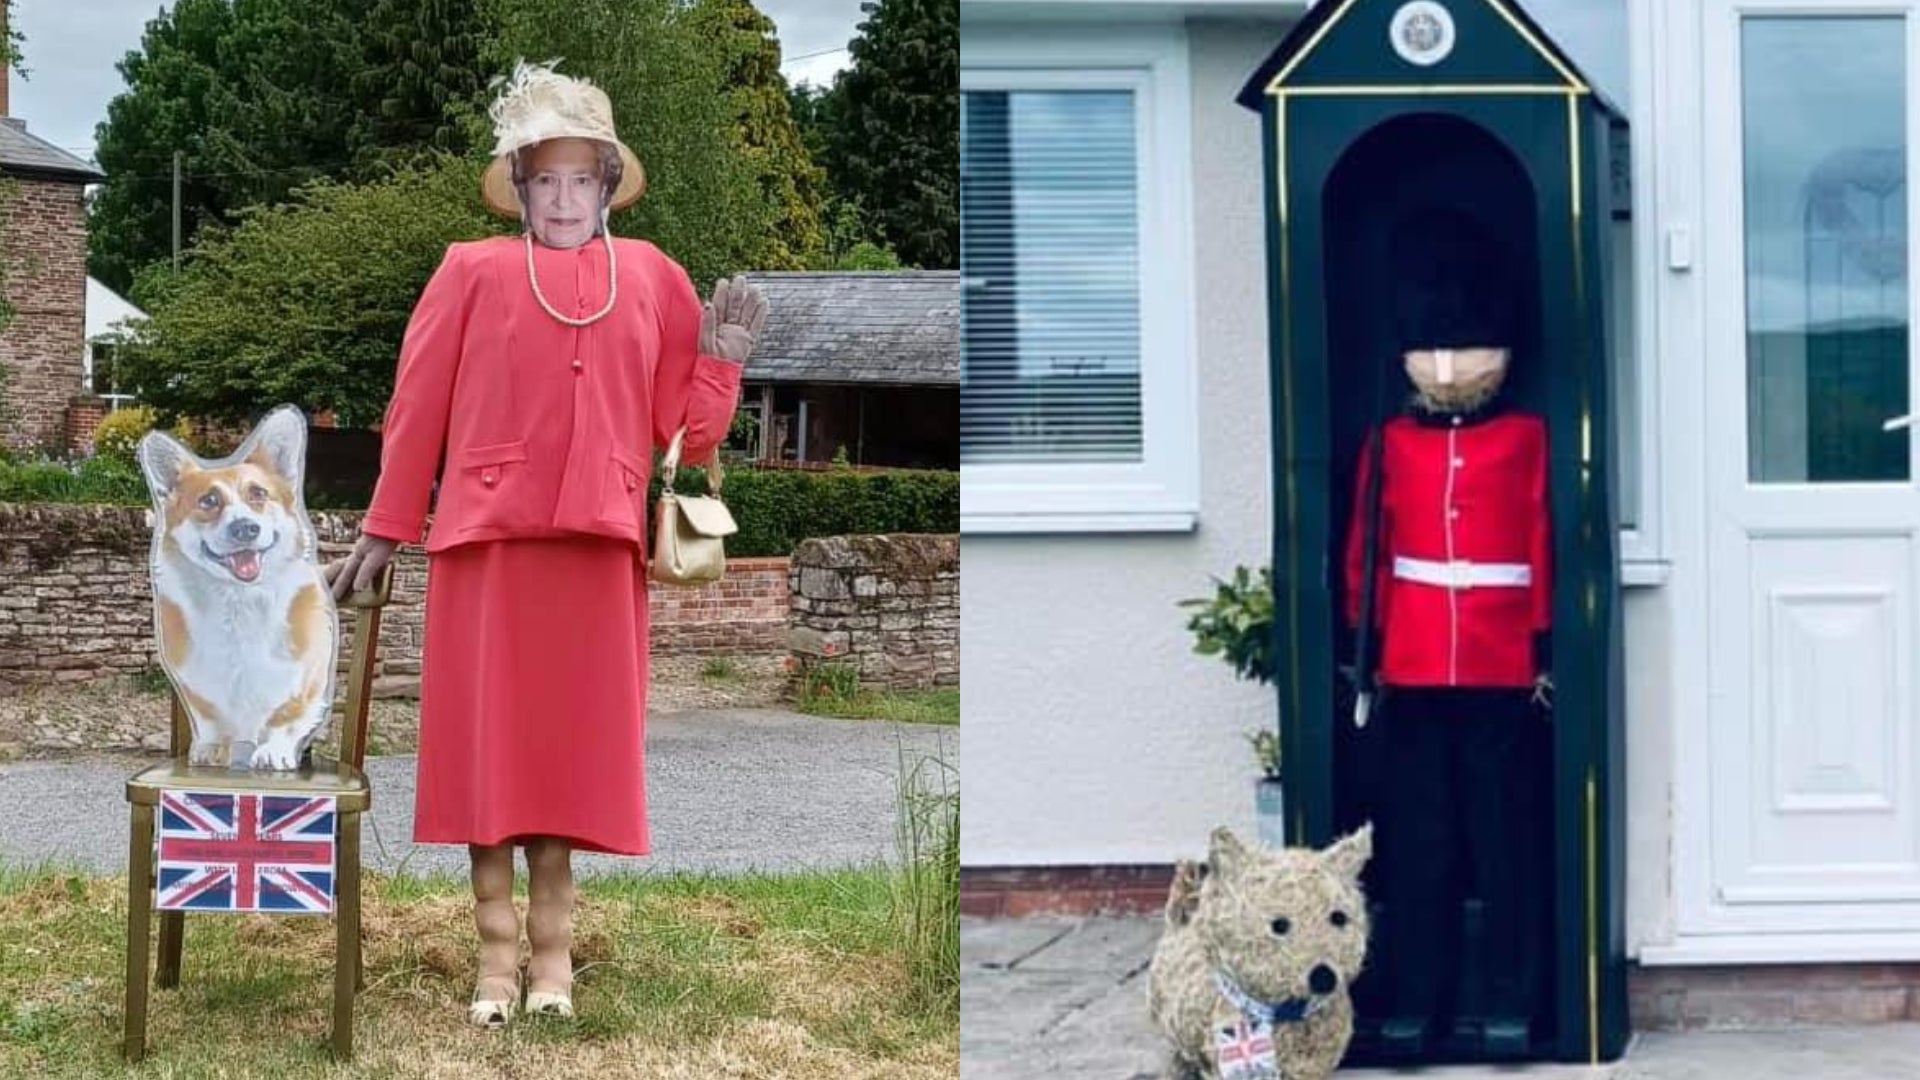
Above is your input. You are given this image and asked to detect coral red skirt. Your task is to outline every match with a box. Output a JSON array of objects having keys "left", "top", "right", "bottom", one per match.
[{"left": 411, "top": 535, "right": 650, "bottom": 856}]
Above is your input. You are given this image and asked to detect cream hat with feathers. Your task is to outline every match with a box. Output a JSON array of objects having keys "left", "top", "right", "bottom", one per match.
[{"left": 480, "top": 59, "right": 647, "bottom": 218}]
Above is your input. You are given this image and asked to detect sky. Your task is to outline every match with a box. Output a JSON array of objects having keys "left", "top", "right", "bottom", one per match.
[{"left": 2, "top": 0, "right": 865, "bottom": 166}]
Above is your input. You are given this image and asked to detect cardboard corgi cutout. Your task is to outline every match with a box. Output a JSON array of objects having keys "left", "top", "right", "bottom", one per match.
[{"left": 137, "top": 405, "right": 340, "bottom": 771}]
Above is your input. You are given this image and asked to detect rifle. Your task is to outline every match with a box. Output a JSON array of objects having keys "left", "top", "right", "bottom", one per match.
[
  {"left": 1351, "top": 419, "right": 1387, "bottom": 728},
  {"left": 1351, "top": 345, "right": 1393, "bottom": 729}
]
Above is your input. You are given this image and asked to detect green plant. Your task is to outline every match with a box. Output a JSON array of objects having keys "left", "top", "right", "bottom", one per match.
[
  {"left": 726, "top": 408, "right": 759, "bottom": 450},
  {"left": 1247, "top": 726, "right": 1282, "bottom": 781},
  {"left": 0, "top": 454, "right": 149, "bottom": 505},
  {"left": 889, "top": 744, "right": 958, "bottom": 1013},
  {"left": 132, "top": 666, "right": 174, "bottom": 697},
  {"left": 795, "top": 659, "right": 863, "bottom": 706},
  {"left": 1178, "top": 564, "right": 1275, "bottom": 685},
  {"left": 0, "top": 367, "right": 16, "bottom": 459},
  {"left": 90, "top": 406, "right": 192, "bottom": 467},
  {"left": 647, "top": 464, "right": 957, "bottom": 557}
]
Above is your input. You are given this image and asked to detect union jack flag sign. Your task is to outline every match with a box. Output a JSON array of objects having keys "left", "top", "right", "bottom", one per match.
[
  {"left": 156, "top": 791, "right": 337, "bottom": 914},
  {"left": 1214, "top": 1017, "right": 1280, "bottom": 1080}
]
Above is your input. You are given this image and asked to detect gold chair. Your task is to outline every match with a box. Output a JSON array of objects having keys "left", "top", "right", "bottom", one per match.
[{"left": 122, "top": 562, "right": 394, "bottom": 1063}]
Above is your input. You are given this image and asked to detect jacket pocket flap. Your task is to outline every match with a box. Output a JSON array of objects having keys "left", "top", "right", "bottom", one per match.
[
  {"left": 610, "top": 444, "right": 649, "bottom": 480},
  {"left": 669, "top": 494, "right": 739, "bottom": 538},
  {"left": 459, "top": 440, "right": 528, "bottom": 469}
]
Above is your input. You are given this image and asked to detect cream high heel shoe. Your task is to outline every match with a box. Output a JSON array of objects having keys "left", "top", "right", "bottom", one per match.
[
  {"left": 525, "top": 987, "right": 574, "bottom": 1018},
  {"left": 468, "top": 970, "right": 521, "bottom": 1029}
]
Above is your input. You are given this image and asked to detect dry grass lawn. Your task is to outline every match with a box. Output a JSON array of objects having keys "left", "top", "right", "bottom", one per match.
[{"left": 0, "top": 863, "right": 957, "bottom": 1078}]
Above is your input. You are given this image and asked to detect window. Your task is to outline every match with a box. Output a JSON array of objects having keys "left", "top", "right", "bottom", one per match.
[{"left": 961, "top": 27, "right": 1198, "bottom": 533}]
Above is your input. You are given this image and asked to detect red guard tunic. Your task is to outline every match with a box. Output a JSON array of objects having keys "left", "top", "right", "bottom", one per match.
[{"left": 1344, "top": 411, "right": 1551, "bottom": 688}]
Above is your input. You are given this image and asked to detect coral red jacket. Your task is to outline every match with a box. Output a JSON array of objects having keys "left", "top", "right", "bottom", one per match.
[
  {"left": 1344, "top": 410, "right": 1551, "bottom": 688},
  {"left": 361, "top": 235, "right": 743, "bottom": 554}
]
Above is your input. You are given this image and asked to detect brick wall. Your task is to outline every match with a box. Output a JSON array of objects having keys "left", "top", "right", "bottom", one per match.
[
  {"left": 0, "top": 503, "right": 790, "bottom": 691},
  {"left": 0, "top": 175, "right": 89, "bottom": 451},
  {"left": 1628, "top": 962, "right": 1920, "bottom": 1031},
  {"left": 788, "top": 533, "right": 958, "bottom": 689},
  {"left": 649, "top": 556, "right": 793, "bottom": 655},
  {"left": 64, "top": 393, "right": 108, "bottom": 454}
]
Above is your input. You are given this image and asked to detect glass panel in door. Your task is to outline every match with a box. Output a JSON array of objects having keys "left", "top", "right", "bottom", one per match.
[{"left": 1742, "top": 17, "right": 1909, "bottom": 483}]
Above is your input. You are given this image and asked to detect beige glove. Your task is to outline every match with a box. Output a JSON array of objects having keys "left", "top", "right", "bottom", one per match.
[
  {"left": 323, "top": 532, "right": 400, "bottom": 602},
  {"left": 699, "top": 276, "right": 769, "bottom": 364}
]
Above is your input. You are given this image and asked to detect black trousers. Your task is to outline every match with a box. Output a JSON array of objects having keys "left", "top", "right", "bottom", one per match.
[{"left": 1373, "top": 687, "right": 1551, "bottom": 1025}]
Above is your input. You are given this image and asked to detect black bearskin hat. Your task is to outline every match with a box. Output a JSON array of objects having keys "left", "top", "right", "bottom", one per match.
[{"left": 1390, "top": 208, "right": 1516, "bottom": 353}]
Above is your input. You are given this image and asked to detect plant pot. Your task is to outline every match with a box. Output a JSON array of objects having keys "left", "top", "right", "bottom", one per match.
[{"left": 1255, "top": 777, "right": 1286, "bottom": 849}]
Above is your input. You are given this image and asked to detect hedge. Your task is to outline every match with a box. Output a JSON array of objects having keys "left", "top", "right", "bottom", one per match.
[
  {"left": 651, "top": 466, "right": 958, "bottom": 558},
  {"left": 0, "top": 457, "right": 957, "bottom": 558}
]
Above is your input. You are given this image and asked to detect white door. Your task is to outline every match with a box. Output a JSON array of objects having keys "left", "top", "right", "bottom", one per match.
[{"left": 1701, "top": 0, "right": 1920, "bottom": 946}]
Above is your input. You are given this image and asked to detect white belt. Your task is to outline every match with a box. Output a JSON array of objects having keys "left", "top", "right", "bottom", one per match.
[{"left": 1392, "top": 556, "right": 1532, "bottom": 590}]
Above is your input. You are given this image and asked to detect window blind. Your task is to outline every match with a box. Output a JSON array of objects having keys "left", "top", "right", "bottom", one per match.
[{"left": 961, "top": 88, "right": 1144, "bottom": 465}]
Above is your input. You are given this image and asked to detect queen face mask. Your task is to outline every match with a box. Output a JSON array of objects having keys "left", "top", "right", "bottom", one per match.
[{"left": 518, "top": 138, "right": 611, "bottom": 251}]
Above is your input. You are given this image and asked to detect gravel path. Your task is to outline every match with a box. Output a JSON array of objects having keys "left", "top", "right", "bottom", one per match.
[{"left": 0, "top": 708, "right": 956, "bottom": 879}]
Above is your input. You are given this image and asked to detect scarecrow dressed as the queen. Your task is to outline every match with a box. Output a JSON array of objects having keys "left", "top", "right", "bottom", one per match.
[{"left": 325, "top": 60, "right": 765, "bottom": 1027}]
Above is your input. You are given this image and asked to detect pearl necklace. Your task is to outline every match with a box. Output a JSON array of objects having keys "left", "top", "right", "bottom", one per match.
[{"left": 524, "top": 228, "right": 618, "bottom": 327}]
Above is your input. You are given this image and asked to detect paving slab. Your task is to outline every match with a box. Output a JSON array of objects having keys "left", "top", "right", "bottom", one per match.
[
  {"left": 962, "top": 914, "right": 1920, "bottom": 1079},
  {"left": 1618, "top": 1024, "right": 1920, "bottom": 1079}
]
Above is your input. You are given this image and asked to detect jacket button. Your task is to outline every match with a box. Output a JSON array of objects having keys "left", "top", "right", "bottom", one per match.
[
  {"left": 626, "top": 476, "right": 637, "bottom": 492},
  {"left": 482, "top": 470, "right": 498, "bottom": 486},
  {"left": 572, "top": 359, "right": 584, "bottom": 373}
]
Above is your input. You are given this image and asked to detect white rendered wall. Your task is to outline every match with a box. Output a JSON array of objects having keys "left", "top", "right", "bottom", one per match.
[{"left": 961, "top": 18, "right": 1292, "bottom": 866}]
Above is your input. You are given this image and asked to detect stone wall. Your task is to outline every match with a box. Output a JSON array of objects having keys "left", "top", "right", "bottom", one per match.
[
  {"left": 0, "top": 174, "right": 89, "bottom": 451},
  {"left": 0, "top": 503, "right": 791, "bottom": 692},
  {"left": 787, "top": 534, "right": 958, "bottom": 689}
]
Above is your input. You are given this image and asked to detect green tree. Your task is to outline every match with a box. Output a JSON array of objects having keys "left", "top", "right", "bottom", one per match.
[
  {"left": 829, "top": 0, "right": 957, "bottom": 269},
  {"left": 86, "top": 0, "right": 497, "bottom": 296},
  {"left": 786, "top": 81, "right": 834, "bottom": 168},
  {"left": 788, "top": 78, "right": 904, "bottom": 269},
  {"left": 485, "top": 0, "right": 780, "bottom": 285},
  {"left": 688, "top": 0, "right": 826, "bottom": 270},
  {"left": 87, "top": 0, "right": 358, "bottom": 294},
  {"left": 349, "top": 0, "right": 496, "bottom": 172},
  {"left": 113, "top": 156, "right": 507, "bottom": 428},
  {"left": 818, "top": 196, "right": 901, "bottom": 270}
]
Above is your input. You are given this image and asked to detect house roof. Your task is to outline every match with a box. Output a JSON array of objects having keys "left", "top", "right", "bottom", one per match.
[
  {"left": 1234, "top": 0, "right": 1625, "bottom": 118},
  {"left": 0, "top": 118, "right": 104, "bottom": 183},
  {"left": 86, "top": 277, "right": 148, "bottom": 341},
  {"left": 738, "top": 270, "right": 958, "bottom": 387}
]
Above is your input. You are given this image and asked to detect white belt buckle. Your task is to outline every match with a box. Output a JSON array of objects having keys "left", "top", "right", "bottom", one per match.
[{"left": 1451, "top": 559, "right": 1473, "bottom": 590}]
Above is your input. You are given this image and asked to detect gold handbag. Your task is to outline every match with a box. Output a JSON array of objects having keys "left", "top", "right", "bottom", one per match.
[{"left": 649, "top": 426, "right": 738, "bottom": 585}]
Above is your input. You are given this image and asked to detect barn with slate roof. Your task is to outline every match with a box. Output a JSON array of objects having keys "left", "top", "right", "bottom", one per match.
[{"left": 735, "top": 270, "right": 957, "bottom": 470}]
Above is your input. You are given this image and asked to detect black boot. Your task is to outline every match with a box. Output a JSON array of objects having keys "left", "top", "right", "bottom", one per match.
[{"left": 1379, "top": 1014, "right": 1431, "bottom": 1059}]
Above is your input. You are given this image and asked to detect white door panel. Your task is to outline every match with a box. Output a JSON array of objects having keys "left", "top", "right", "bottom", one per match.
[{"left": 1701, "top": 0, "right": 1920, "bottom": 939}]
